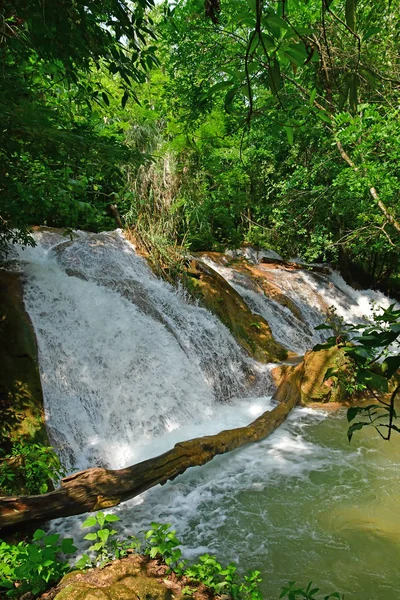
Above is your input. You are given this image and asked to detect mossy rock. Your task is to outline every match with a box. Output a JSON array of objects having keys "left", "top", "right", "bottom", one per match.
[
  {"left": 0, "top": 270, "right": 47, "bottom": 452},
  {"left": 185, "top": 259, "right": 288, "bottom": 363},
  {"left": 272, "top": 345, "right": 350, "bottom": 404},
  {"left": 53, "top": 558, "right": 175, "bottom": 600}
]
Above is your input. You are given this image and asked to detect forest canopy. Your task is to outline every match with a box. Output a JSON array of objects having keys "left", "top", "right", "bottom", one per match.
[{"left": 1, "top": 0, "right": 400, "bottom": 293}]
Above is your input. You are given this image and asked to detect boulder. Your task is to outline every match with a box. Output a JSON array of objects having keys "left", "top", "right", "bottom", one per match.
[
  {"left": 0, "top": 270, "right": 47, "bottom": 452},
  {"left": 51, "top": 556, "right": 177, "bottom": 600},
  {"left": 272, "top": 346, "right": 349, "bottom": 405}
]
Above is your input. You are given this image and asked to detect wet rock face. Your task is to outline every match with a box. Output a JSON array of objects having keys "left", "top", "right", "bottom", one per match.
[
  {"left": 0, "top": 270, "right": 47, "bottom": 452},
  {"left": 52, "top": 557, "right": 176, "bottom": 600},
  {"left": 272, "top": 345, "right": 349, "bottom": 405},
  {"left": 186, "top": 258, "right": 288, "bottom": 363}
]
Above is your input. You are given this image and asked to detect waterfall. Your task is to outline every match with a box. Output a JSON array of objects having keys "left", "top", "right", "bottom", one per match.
[
  {"left": 201, "top": 254, "right": 393, "bottom": 355},
  {"left": 12, "top": 230, "right": 272, "bottom": 471},
  {"left": 10, "top": 231, "right": 400, "bottom": 600}
]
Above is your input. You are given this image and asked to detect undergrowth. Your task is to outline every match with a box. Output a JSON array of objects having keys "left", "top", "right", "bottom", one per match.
[
  {"left": 0, "top": 443, "right": 65, "bottom": 496},
  {"left": 0, "top": 513, "right": 343, "bottom": 599}
]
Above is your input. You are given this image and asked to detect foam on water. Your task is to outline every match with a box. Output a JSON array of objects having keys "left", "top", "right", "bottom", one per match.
[{"left": 13, "top": 230, "right": 270, "bottom": 470}]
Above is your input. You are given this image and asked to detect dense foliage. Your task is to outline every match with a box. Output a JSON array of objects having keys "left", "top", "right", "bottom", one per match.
[
  {"left": 315, "top": 302, "right": 400, "bottom": 440},
  {"left": 1, "top": 0, "right": 399, "bottom": 293},
  {"left": 0, "top": 442, "right": 64, "bottom": 495},
  {"left": 0, "top": 0, "right": 155, "bottom": 249},
  {"left": 0, "top": 514, "right": 341, "bottom": 599}
]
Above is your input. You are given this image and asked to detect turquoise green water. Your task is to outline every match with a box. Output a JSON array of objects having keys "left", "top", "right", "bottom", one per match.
[
  {"left": 119, "top": 403, "right": 400, "bottom": 600},
  {"left": 232, "top": 414, "right": 400, "bottom": 599},
  {"left": 204, "top": 411, "right": 400, "bottom": 599},
  {"left": 58, "top": 399, "right": 400, "bottom": 600}
]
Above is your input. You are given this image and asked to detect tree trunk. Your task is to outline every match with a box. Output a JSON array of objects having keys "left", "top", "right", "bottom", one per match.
[{"left": 0, "top": 366, "right": 303, "bottom": 530}]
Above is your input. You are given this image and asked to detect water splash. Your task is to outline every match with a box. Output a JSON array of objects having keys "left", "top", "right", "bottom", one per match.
[
  {"left": 201, "top": 254, "right": 395, "bottom": 355},
  {"left": 13, "top": 230, "right": 269, "bottom": 470}
]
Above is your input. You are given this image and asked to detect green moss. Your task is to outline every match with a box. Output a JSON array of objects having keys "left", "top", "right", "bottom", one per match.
[
  {"left": 0, "top": 271, "right": 47, "bottom": 452},
  {"left": 185, "top": 262, "right": 288, "bottom": 363}
]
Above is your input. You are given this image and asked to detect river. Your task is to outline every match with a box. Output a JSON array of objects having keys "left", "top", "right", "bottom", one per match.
[{"left": 11, "top": 229, "right": 400, "bottom": 599}]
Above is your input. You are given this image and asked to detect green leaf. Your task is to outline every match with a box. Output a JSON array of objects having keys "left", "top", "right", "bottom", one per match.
[
  {"left": 260, "top": 32, "right": 276, "bottom": 51},
  {"left": 268, "top": 57, "right": 281, "bottom": 96},
  {"left": 102, "top": 92, "right": 110, "bottom": 106},
  {"left": 43, "top": 534, "right": 60, "bottom": 546},
  {"left": 364, "top": 26, "right": 381, "bottom": 40},
  {"left": 209, "top": 80, "right": 235, "bottom": 95},
  {"left": 75, "top": 554, "right": 91, "bottom": 569},
  {"left": 105, "top": 514, "right": 120, "bottom": 523},
  {"left": 248, "top": 31, "right": 260, "bottom": 54},
  {"left": 345, "top": 0, "right": 356, "bottom": 31},
  {"left": 347, "top": 421, "right": 368, "bottom": 442},
  {"left": 356, "top": 370, "right": 389, "bottom": 392},
  {"left": 316, "top": 109, "right": 332, "bottom": 123},
  {"left": 97, "top": 529, "right": 110, "bottom": 542},
  {"left": 313, "top": 341, "right": 336, "bottom": 351},
  {"left": 315, "top": 323, "right": 332, "bottom": 331},
  {"left": 310, "top": 88, "right": 317, "bottom": 106},
  {"left": 27, "top": 544, "right": 41, "bottom": 562},
  {"left": 235, "top": 10, "right": 256, "bottom": 27},
  {"left": 82, "top": 516, "right": 98, "bottom": 528},
  {"left": 347, "top": 406, "right": 361, "bottom": 422},
  {"left": 121, "top": 90, "right": 129, "bottom": 108},
  {"left": 33, "top": 529, "right": 46, "bottom": 541},
  {"left": 84, "top": 533, "right": 98, "bottom": 541},
  {"left": 224, "top": 88, "right": 237, "bottom": 113},
  {"left": 96, "top": 512, "right": 106, "bottom": 527},
  {"left": 381, "top": 356, "right": 400, "bottom": 379},
  {"left": 285, "top": 126, "right": 293, "bottom": 145},
  {"left": 62, "top": 538, "right": 77, "bottom": 554},
  {"left": 265, "top": 15, "right": 289, "bottom": 31}
]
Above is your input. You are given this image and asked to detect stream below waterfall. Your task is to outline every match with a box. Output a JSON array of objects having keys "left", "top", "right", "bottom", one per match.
[{"left": 9, "top": 229, "right": 400, "bottom": 600}]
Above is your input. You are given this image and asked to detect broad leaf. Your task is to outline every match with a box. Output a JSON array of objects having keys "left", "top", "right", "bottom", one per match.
[
  {"left": 356, "top": 370, "right": 389, "bottom": 392},
  {"left": 347, "top": 421, "right": 368, "bottom": 442}
]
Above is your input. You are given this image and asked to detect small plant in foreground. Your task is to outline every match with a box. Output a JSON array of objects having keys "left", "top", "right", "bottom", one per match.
[
  {"left": 76, "top": 511, "right": 139, "bottom": 569},
  {"left": 0, "top": 529, "right": 76, "bottom": 597},
  {"left": 279, "top": 581, "right": 344, "bottom": 600},
  {"left": 185, "top": 554, "right": 229, "bottom": 594},
  {"left": 185, "top": 554, "right": 262, "bottom": 600},
  {"left": 144, "top": 522, "right": 186, "bottom": 573}
]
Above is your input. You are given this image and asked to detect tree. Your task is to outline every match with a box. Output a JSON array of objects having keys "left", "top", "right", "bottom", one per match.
[
  {"left": 156, "top": 0, "right": 400, "bottom": 289},
  {"left": 0, "top": 0, "right": 157, "bottom": 250}
]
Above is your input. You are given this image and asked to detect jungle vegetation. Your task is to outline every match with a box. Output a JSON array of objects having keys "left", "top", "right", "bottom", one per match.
[{"left": 1, "top": 0, "right": 400, "bottom": 293}]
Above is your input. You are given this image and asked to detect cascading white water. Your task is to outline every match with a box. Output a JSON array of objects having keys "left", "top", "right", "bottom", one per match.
[
  {"left": 12, "top": 230, "right": 273, "bottom": 471},
  {"left": 10, "top": 231, "right": 400, "bottom": 600},
  {"left": 202, "top": 254, "right": 393, "bottom": 355}
]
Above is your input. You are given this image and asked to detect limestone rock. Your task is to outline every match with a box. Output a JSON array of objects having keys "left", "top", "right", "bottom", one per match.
[
  {"left": 186, "top": 258, "right": 288, "bottom": 363},
  {"left": 272, "top": 346, "right": 349, "bottom": 404},
  {"left": 52, "top": 557, "right": 176, "bottom": 600}
]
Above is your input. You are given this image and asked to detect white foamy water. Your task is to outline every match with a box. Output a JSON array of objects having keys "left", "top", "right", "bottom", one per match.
[
  {"left": 201, "top": 255, "right": 395, "bottom": 355},
  {"left": 12, "top": 230, "right": 272, "bottom": 470}
]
